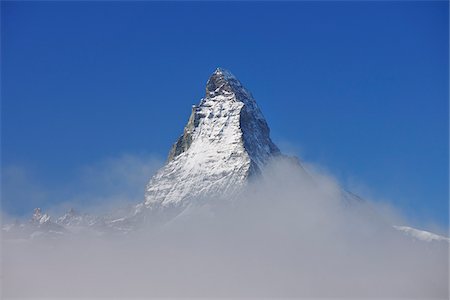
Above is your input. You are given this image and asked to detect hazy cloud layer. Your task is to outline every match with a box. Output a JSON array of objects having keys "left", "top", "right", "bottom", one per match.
[
  {"left": 1, "top": 156, "right": 448, "bottom": 299},
  {"left": 1, "top": 153, "right": 163, "bottom": 218}
]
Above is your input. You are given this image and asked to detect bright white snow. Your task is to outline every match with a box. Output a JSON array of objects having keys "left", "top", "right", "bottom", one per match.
[{"left": 394, "top": 225, "right": 450, "bottom": 242}]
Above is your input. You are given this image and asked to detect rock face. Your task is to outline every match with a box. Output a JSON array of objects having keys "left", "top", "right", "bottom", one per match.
[{"left": 142, "top": 68, "right": 280, "bottom": 210}]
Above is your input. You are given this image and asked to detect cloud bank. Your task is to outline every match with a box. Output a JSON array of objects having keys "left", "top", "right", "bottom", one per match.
[{"left": 1, "top": 156, "right": 448, "bottom": 299}]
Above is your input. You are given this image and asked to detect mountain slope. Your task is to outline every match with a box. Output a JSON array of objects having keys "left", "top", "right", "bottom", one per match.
[
  {"left": 140, "top": 68, "right": 281, "bottom": 211},
  {"left": 394, "top": 226, "right": 450, "bottom": 242}
]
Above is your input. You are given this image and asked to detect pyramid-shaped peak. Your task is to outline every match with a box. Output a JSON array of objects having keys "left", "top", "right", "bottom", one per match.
[{"left": 144, "top": 69, "right": 281, "bottom": 209}]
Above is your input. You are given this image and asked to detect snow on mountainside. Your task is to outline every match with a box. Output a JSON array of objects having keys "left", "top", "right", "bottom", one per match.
[
  {"left": 394, "top": 226, "right": 450, "bottom": 242},
  {"left": 138, "top": 68, "right": 281, "bottom": 212}
]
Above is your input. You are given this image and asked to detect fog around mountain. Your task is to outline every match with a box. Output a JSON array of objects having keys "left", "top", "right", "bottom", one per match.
[
  {"left": 2, "top": 156, "right": 448, "bottom": 299},
  {"left": 2, "top": 69, "right": 448, "bottom": 299}
]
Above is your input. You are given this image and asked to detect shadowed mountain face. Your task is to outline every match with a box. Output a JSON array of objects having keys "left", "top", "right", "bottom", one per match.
[{"left": 142, "top": 68, "right": 281, "bottom": 210}]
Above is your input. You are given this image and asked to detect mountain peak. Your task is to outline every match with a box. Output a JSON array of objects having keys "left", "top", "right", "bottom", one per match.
[
  {"left": 143, "top": 68, "right": 280, "bottom": 209},
  {"left": 205, "top": 67, "right": 247, "bottom": 98},
  {"left": 213, "top": 67, "right": 234, "bottom": 78}
]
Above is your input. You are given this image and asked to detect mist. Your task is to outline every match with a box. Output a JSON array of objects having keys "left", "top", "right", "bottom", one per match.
[
  {"left": 1, "top": 157, "right": 448, "bottom": 299},
  {"left": 1, "top": 153, "right": 163, "bottom": 218}
]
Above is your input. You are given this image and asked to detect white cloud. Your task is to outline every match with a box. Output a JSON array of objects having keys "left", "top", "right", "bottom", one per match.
[{"left": 1, "top": 157, "right": 448, "bottom": 298}]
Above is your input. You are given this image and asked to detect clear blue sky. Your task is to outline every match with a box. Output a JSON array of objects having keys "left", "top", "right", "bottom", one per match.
[{"left": 2, "top": 1, "right": 448, "bottom": 227}]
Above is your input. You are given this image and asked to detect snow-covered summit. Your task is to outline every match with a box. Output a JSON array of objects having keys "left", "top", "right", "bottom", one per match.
[
  {"left": 394, "top": 226, "right": 450, "bottom": 243},
  {"left": 142, "top": 68, "right": 281, "bottom": 211}
]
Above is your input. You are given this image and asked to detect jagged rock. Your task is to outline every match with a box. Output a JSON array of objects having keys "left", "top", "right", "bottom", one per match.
[
  {"left": 30, "top": 208, "right": 53, "bottom": 226},
  {"left": 56, "top": 208, "right": 101, "bottom": 228},
  {"left": 142, "top": 68, "right": 281, "bottom": 211}
]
